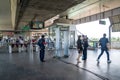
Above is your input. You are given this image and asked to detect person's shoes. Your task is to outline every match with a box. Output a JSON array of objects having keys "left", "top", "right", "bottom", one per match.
[
  {"left": 82, "top": 59, "right": 86, "bottom": 61},
  {"left": 96, "top": 59, "right": 100, "bottom": 63},
  {"left": 75, "top": 64, "right": 79, "bottom": 67},
  {"left": 41, "top": 60, "right": 46, "bottom": 62},
  {"left": 107, "top": 60, "right": 111, "bottom": 63}
]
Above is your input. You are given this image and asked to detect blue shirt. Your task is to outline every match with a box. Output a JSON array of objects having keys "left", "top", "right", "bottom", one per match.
[{"left": 99, "top": 37, "right": 109, "bottom": 49}]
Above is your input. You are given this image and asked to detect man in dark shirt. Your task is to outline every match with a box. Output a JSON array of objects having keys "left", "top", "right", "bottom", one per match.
[
  {"left": 97, "top": 33, "right": 111, "bottom": 63},
  {"left": 37, "top": 35, "right": 46, "bottom": 62},
  {"left": 82, "top": 35, "right": 89, "bottom": 60}
]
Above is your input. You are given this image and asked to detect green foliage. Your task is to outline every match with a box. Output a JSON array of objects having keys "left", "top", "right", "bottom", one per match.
[
  {"left": 111, "top": 37, "right": 120, "bottom": 41},
  {"left": 90, "top": 37, "right": 120, "bottom": 42},
  {"left": 90, "top": 38, "right": 99, "bottom": 41}
]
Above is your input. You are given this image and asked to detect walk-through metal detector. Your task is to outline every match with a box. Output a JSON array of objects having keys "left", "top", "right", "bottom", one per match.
[{"left": 49, "top": 23, "right": 69, "bottom": 58}]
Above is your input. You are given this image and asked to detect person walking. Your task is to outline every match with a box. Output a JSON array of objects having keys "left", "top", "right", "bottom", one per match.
[
  {"left": 76, "top": 35, "right": 83, "bottom": 65},
  {"left": 37, "top": 35, "right": 46, "bottom": 62},
  {"left": 97, "top": 33, "right": 111, "bottom": 63}
]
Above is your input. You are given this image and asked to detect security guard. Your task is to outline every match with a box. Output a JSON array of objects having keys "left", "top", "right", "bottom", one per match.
[{"left": 37, "top": 35, "right": 46, "bottom": 62}]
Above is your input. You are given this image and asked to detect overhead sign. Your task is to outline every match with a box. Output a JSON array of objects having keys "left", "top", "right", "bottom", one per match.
[
  {"left": 29, "top": 21, "right": 44, "bottom": 29},
  {"left": 60, "top": 27, "right": 69, "bottom": 31},
  {"left": 99, "top": 20, "right": 106, "bottom": 25}
]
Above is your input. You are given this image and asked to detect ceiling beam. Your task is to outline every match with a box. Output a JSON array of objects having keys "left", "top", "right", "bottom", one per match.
[{"left": 15, "top": 0, "right": 30, "bottom": 30}]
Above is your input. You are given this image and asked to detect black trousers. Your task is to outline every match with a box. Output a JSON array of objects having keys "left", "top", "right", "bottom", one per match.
[
  {"left": 82, "top": 48, "right": 87, "bottom": 60},
  {"left": 40, "top": 49, "right": 45, "bottom": 62},
  {"left": 97, "top": 48, "right": 110, "bottom": 61}
]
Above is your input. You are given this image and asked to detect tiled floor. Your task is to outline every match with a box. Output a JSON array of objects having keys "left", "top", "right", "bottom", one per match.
[
  {"left": 61, "top": 49, "right": 120, "bottom": 80},
  {"left": 0, "top": 47, "right": 120, "bottom": 80}
]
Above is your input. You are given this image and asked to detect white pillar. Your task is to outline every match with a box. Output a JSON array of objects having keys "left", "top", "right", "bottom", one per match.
[
  {"left": 35, "top": 45, "right": 39, "bottom": 53},
  {"left": 30, "top": 41, "right": 33, "bottom": 53},
  {"left": 64, "top": 31, "right": 69, "bottom": 57},
  {"left": 9, "top": 45, "right": 12, "bottom": 53},
  {"left": 69, "top": 25, "right": 77, "bottom": 48},
  {"left": 18, "top": 45, "right": 21, "bottom": 53},
  {"left": 55, "top": 27, "right": 61, "bottom": 57}
]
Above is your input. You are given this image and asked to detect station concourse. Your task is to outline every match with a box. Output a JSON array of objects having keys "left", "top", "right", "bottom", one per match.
[{"left": 0, "top": 0, "right": 120, "bottom": 80}]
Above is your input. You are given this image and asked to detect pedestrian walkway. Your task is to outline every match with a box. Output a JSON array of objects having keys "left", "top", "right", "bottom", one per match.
[
  {"left": 0, "top": 48, "right": 120, "bottom": 80},
  {"left": 61, "top": 49, "right": 120, "bottom": 80}
]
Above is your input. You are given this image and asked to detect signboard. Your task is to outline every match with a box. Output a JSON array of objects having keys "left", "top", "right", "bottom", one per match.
[
  {"left": 29, "top": 21, "right": 44, "bottom": 29},
  {"left": 60, "top": 27, "right": 69, "bottom": 31},
  {"left": 99, "top": 20, "right": 106, "bottom": 25},
  {"left": 22, "top": 25, "right": 30, "bottom": 31}
]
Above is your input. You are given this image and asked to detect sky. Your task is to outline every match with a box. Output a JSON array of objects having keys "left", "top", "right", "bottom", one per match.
[{"left": 76, "top": 18, "right": 120, "bottom": 39}]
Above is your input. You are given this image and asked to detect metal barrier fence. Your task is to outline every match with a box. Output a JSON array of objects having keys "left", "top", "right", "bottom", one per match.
[{"left": 8, "top": 43, "right": 40, "bottom": 53}]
